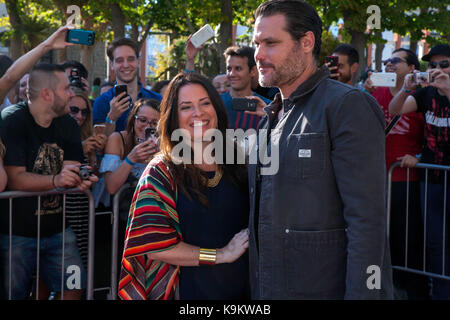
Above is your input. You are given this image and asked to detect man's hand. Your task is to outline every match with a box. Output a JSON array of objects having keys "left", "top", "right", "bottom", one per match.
[
  {"left": 53, "top": 163, "right": 98, "bottom": 191},
  {"left": 403, "top": 71, "right": 420, "bottom": 92},
  {"left": 243, "top": 95, "right": 268, "bottom": 118},
  {"left": 363, "top": 72, "right": 377, "bottom": 93},
  {"left": 107, "top": 92, "right": 130, "bottom": 122},
  {"left": 325, "top": 61, "right": 339, "bottom": 80},
  {"left": 81, "top": 77, "right": 91, "bottom": 94},
  {"left": 397, "top": 154, "right": 419, "bottom": 168},
  {"left": 42, "top": 25, "right": 75, "bottom": 51},
  {"left": 428, "top": 69, "right": 450, "bottom": 97}
]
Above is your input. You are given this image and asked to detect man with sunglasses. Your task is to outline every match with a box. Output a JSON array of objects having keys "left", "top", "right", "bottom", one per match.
[
  {"left": 364, "top": 48, "right": 428, "bottom": 299},
  {"left": 389, "top": 44, "right": 450, "bottom": 300}
]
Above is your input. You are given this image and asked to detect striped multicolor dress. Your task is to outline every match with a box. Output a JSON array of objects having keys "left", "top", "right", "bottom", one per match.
[{"left": 118, "top": 156, "right": 181, "bottom": 300}]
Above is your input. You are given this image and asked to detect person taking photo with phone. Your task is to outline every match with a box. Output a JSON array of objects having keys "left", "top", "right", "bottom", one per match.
[
  {"left": 363, "top": 48, "right": 427, "bottom": 299},
  {"left": 388, "top": 44, "right": 450, "bottom": 300},
  {"left": 93, "top": 38, "right": 161, "bottom": 137},
  {"left": 325, "top": 44, "right": 360, "bottom": 86}
]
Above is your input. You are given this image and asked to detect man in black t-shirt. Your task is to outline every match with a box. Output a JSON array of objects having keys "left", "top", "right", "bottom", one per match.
[
  {"left": 0, "top": 63, "right": 98, "bottom": 300},
  {"left": 389, "top": 44, "right": 450, "bottom": 300}
]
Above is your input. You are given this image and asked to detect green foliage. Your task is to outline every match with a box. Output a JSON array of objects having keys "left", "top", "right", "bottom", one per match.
[
  {"left": 319, "top": 30, "right": 342, "bottom": 64},
  {"left": 149, "top": 35, "right": 220, "bottom": 82}
]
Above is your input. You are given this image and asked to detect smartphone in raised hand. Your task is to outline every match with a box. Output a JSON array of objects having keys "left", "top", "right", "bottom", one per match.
[
  {"left": 190, "top": 24, "right": 215, "bottom": 48},
  {"left": 114, "top": 84, "right": 127, "bottom": 97},
  {"left": 66, "top": 29, "right": 95, "bottom": 46}
]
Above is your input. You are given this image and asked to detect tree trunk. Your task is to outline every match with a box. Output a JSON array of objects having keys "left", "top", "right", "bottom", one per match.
[
  {"left": 218, "top": 0, "right": 232, "bottom": 73},
  {"left": 349, "top": 29, "right": 367, "bottom": 83},
  {"left": 4, "top": 0, "right": 23, "bottom": 60},
  {"left": 409, "top": 40, "right": 418, "bottom": 55},
  {"left": 111, "top": 3, "right": 126, "bottom": 39},
  {"left": 375, "top": 32, "right": 384, "bottom": 72}
]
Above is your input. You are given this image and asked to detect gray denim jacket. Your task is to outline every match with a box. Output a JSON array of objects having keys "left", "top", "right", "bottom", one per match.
[{"left": 248, "top": 66, "right": 393, "bottom": 299}]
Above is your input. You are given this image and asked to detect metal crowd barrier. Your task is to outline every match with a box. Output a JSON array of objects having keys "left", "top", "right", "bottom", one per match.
[
  {"left": 109, "top": 182, "right": 136, "bottom": 300},
  {"left": 0, "top": 188, "right": 96, "bottom": 300},
  {"left": 387, "top": 161, "right": 449, "bottom": 282},
  {"left": 92, "top": 182, "right": 135, "bottom": 300}
]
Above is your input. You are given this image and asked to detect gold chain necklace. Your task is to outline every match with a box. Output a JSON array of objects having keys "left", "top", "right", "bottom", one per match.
[{"left": 203, "top": 168, "right": 223, "bottom": 188}]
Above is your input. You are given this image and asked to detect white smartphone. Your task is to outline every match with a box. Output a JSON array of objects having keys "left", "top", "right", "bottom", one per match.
[
  {"left": 370, "top": 72, "right": 397, "bottom": 87},
  {"left": 190, "top": 24, "right": 215, "bottom": 48}
]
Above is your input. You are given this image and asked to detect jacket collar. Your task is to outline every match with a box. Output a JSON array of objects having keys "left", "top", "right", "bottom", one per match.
[
  {"left": 289, "top": 65, "right": 330, "bottom": 102},
  {"left": 264, "top": 65, "right": 330, "bottom": 115}
]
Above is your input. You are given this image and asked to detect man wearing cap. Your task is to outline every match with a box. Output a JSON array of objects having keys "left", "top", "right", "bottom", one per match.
[{"left": 389, "top": 44, "right": 450, "bottom": 300}]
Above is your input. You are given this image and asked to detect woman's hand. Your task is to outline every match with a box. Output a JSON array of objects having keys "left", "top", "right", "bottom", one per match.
[
  {"left": 82, "top": 134, "right": 107, "bottom": 156},
  {"left": 217, "top": 228, "right": 249, "bottom": 264},
  {"left": 127, "top": 139, "right": 159, "bottom": 164}
]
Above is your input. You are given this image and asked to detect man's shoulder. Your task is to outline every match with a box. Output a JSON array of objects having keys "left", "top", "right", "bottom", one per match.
[
  {"left": 140, "top": 87, "right": 162, "bottom": 100},
  {"left": 94, "top": 87, "right": 114, "bottom": 106},
  {"left": 0, "top": 102, "right": 28, "bottom": 123},
  {"left": 220, "top": 91, "right": 232, "bottom": 105}
]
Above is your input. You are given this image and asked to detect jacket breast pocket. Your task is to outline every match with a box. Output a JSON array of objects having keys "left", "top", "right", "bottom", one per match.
[
  {"left": 283, "top": 228, "right": 347, "bottom": 299},
  {"left": 287, "top": 133, "right": 326, "bottom": 179}
]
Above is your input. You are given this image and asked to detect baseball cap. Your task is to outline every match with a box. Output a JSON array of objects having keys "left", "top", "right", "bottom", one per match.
[{"left": 421, "top": 44, "right": 450, "bottom": 62}]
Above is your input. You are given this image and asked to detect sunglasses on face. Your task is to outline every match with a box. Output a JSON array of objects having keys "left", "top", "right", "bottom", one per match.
[
  {"left": 383, "top": 57, "right": 407, "bottom": 66},
  {"left": 69, "top": 106, "right": 89, "bottom": 117},
  {"left": 134, "top": 115, "right": 158, "bottom": 127},
  {"left": 429, "top": 60, "right": 450, "bottom": 69}
]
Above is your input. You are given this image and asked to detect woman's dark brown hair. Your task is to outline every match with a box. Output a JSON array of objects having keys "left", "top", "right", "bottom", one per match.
[
  {"left": 123, "top": 98, "right": 160, "bottom": 157},
  {"left": 158, "top": 72, "right": 248, "bottom": 206}
]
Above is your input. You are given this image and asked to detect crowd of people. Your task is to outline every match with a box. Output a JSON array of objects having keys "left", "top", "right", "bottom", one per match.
[{"left": 0, "top": 0, "right": 449, "bottom": 300}]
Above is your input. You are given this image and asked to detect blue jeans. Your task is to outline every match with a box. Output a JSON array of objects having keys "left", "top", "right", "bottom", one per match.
[
  {"left": 0, "top": 227, "right": 86, "bottom": 300},
  {"left": 421, "top": 182, "right": 450, "bottom": 300}
]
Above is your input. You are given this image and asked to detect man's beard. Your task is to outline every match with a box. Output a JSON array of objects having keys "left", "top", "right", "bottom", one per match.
[
  {"left": 339, "top": 72, "right": 352, "bottom": 84},
  {"left": 258, "top": 44, "right": 305, "bottom": 88},
  {"left": 52, "top": 93, "right": 68, "bottom": 117}
]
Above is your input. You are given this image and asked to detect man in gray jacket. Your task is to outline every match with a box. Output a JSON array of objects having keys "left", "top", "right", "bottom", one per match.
[{"left": 249, "top": 0, "right": 393, "bottom": 299}]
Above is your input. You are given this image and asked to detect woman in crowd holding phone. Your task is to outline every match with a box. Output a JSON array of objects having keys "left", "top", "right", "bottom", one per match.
[
  {"left": 68, "top": 87, "right": 107, "bottom": 171},
  {"left": 93, "top": 98, "right": 160, "bottom": 208},
  {"left": 118, "top": 73, "right": 250, "bottom": 300}
]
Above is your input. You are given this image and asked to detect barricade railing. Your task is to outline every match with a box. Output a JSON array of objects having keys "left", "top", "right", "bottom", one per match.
[
  {"left": 387, "top": 161, "right": 449, "bottom": 282},
  {"left": 0, "top": 188, "right": 96, "bottom": 300},
  {"left": 108, "top": 182, "right": 136, "bottom": 300}
]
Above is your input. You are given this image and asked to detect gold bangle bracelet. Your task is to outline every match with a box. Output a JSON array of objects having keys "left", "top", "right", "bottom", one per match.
[{"left": 199, "top": 248, "right": 216, "bottom": 265}]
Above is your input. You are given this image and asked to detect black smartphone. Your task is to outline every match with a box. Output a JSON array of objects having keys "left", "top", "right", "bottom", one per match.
[
  {"left": 66, "top": 29, "right": 95, "bottom": 46},
  {"left": 114, "top": 84, "right": 127, "bottom": 97},
  {"left": 325, "top": 56, "right": 339, "bottom": 68},
  {"left": 231, "top": 98, "right": 257, "bottom": 112}
]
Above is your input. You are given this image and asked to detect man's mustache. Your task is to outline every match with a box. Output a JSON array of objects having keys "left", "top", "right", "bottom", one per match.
[{"left": 257, "top": 62, "right": 275, "bottom": 68}]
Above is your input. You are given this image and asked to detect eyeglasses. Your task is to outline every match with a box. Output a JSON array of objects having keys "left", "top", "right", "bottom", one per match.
[
  {"left": 429, "top": 60, "right": 450, "bottom": 69},
  {"left": 134, "top": 115, "right": 158, "bottom": 127},
  {"left": 69, "top": 106, "right": 89, "bottom": 117},
  {"left": 383, "top": 57, "right": 407, "bottom": 66}
]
